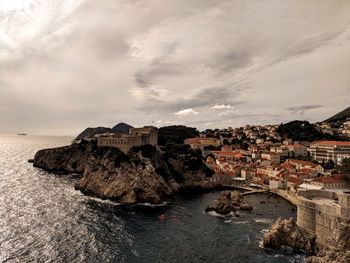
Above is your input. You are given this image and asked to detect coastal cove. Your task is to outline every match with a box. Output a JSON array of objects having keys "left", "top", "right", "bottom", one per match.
[{"left": 0, "top": 135, "right": 302, "bottom": 262}]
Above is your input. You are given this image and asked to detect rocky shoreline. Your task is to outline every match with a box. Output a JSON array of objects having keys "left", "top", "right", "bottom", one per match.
[
  {"left": 33, "top": 140, "right": 221, "bottom": 205},
  {"left": 32, "top": 139, "right": 349, "bottom": 262},
  {"left": 263, "top": 217, "right": 350, "bottom": 263}
]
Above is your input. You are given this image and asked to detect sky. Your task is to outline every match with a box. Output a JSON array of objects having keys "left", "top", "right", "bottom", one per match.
[{"left": 0, "top": 0, "right": 350, "bottom": 135}]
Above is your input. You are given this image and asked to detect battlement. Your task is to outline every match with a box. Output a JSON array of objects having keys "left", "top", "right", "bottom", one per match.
[{"left": 97, "top": 126, "right": 158, "bottom": 154}]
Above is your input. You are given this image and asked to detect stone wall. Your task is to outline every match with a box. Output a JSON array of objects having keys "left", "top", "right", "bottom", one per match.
[
  {"left": 297, "top": 190, "right": 350, "bottom": 245},
  {"left": 97, "top": 126, "right": 158, "bottom": 154}
]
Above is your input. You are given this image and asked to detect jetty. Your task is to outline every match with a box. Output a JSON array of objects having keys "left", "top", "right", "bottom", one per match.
[
  {"left": 220, "top": 184, "right": 268, "bottom": 196},
  {"left": 269, "top": 189, "right": 299, "bottom": 206},
  {"left": 242, "top": 189, "right": 268, "bottom": 196}
]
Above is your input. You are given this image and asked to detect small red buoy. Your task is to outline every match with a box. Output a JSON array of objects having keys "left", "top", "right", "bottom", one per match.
[{"left": 158, "top": 214, "right": 166, "bottom": 220}]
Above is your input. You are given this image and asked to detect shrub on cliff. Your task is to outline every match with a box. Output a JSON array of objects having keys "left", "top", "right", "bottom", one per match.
[
  {"left": 95, "top": 145, "right": 130, "bottom": 166},
  {"left": 339, "top": 158, "right": 350, "bottom": 174},
  {"left": 277, "top": 121, "right": 328, "bottom": 141},
  {"left": 158, "top": 125, "right": 199, "bottom": 145}
]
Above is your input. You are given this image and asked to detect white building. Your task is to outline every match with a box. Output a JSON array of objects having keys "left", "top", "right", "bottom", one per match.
[{"left": 310, "top": 141, "right": 350, "bottom": 165}]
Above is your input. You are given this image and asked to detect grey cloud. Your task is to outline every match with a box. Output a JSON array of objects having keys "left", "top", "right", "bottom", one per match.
[
  {"left": 135, "top": 65, "right": 180, "bottom": 88},
  {"left": 140, "top": 82, "right": 249, "bottom": 112},
  {"left": 1, "top": 0, "right": 350, "bottom": 134},
  {"left": 286, "top": 105, "right": 324, "bottom": 115},
  {"left": 205, "top": 50, "right": 253, "bottom": 74},
  {"left": 183, "top": 112, "right": 281, "bottom": 126}
]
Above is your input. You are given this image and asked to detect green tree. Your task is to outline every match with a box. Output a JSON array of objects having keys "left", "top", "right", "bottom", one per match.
[
  {"left": 339, "top": 158, "right": 350, "bottom": 174},
  {"left": 158, "top": 125, "right": 199, "bottom": 146}
]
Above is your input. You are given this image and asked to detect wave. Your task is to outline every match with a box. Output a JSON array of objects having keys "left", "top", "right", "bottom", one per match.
[
  {"left": 85, "top": 196, "right": 122, "bottom": 206},
  {"left": 135, "top": 202, "right": 168, "bottom": 207},
  {"left": 234, "top": 220, "right": 249, "bottom": 224},
  {"left": 259, "top": 228, "right": 269, "bottom": 234},
  {"left": 254, "top": 218, "right": 272, "bottom": 224},
  {"left": 206, "top": 211, "right": 226, "bottom": 218}
]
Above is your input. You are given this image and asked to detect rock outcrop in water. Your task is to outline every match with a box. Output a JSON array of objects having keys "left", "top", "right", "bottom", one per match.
[
  {"left": 263, "top": 217, "right": 316, "bottom": 254},
  {"left": 205, "top": 191, "right": 253, "bottom": 215},
  {"left": 33, "top": 140, "right": 216, "bottom": 204}
]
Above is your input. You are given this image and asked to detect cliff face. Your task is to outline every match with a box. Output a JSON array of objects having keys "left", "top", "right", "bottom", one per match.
[
  {"left": 264, "top": 217, "right": 350, "bottom": 262},
  {"left": 263, "top": 217, "right": 316, "bottom": 254},
  {"left": 33, "top": 140, "right": 96, "bottom": 174},
  {"left": 33, "top": 141, "right": 215, "bottom": 204},
  {"left": 305, "top": 219, "right": 350, "bottom": 263},
  {"left": 75, "top": 145, "right": 173, "bottom": 204}
]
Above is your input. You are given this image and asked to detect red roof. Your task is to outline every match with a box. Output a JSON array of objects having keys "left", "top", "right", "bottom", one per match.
[
  {"left": 312, "top": 175, "right": 347, "bottom": 184},
  {"left": 221, "top": 145, "right": 232, "bottom": 151},
  {"left": 288, "top": 177, "right": 303, "bottom": 185},
  {"left": 286, "top": 159, "right": 318, "bottom": 168},
  {"left": 184, "top": 138, "right": 220, "bottom": 144},
  {"left": 281, "top": 162, "right": 296, "bottom": 170},
  {"left": 212, "top": 151, "right": 244, "bottom": 158},
  {"left": 312, "top": 141, "right": 350, "bottom": 146}
]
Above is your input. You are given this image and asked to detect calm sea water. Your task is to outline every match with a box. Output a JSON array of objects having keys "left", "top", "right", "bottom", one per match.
[{"left": 0, "top": 135, "right": 303, "bottom": 263}]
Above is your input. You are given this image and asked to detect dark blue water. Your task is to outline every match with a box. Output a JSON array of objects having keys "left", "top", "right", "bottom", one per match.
[{"left": 0, "top": 135, "right": 303, "bottom": 262}]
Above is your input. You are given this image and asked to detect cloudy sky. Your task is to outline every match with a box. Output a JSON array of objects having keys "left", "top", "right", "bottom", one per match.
[{"left": 1, "top": 0, "right": 350, "bottom": 135}]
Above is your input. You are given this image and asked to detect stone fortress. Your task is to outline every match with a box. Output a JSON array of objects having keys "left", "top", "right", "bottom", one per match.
[
  {"left": 297, "top": 189, "right": 350, "bottom": 245},
  {"left": 97, "top": 126, "right": 158, "bottom": 154}
]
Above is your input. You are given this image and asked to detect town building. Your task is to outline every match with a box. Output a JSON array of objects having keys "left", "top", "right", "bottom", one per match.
[
  {"left": 310, "top": 141, "right": 350, "bottom": 165},
  {"left": 285, "top": 159, "right": 325, "bottom": 175},
  {"left": 286, "top": 144, "right": 308, "bottom": 157},
  {"left": 269, "top": 177, "right": 283, "bottom": 189},
  {"left": 97, "top": 126, "right": 158, "bottom": 154},
  {"left": 241, "top": 168, "right": 254, "bottom": 181},
  {"left": 310, "top": 174, "right": 350, "bottom": 190},
  {"left": 184, "top": 137, "right": 221, "bottom": 150},
  {"left": 261, "top": 152, "right": 281, "bottom": 163},
  {"left": 212, "top": 151, "right": 245, "bottom": 161},
  {"left": 270, "top": 146, "right": 289, "bottom": 157}
]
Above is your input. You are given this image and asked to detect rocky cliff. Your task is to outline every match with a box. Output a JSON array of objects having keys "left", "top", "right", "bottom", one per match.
[
  {"left": 33, "top": 139, "right": 95, "bottom": 173},
  {"left": 263, "top": 217, "right": 316, "bottom": 254},
  {"left": 263, "top": 217, "right": 350, "bottom": 262},
  {"left": 33, "top": 140, "right": 216, "bottom": 204},
  {"left": 305, "top": 219, "right": 350, "bottom": 263}
]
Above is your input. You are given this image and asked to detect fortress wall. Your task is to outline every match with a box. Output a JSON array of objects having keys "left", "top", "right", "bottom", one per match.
[
  {"left": 338, "top": 193, "right": 350, "bottom": 219},
  {"left": 314, "top": 203, "right": 340, "bottom": 244},
  {"left": 298, "top": 189, "right": 337, "bottom": 199},
  {"left": 97, "top": 137, "right": 131, "bottom": 154},
  {"left": 97, "top": 126, "right": 158, "bottom": 154},
  {"left": 297, "top": 190, "right": 348, "bottom": 246},
  {"left": 297, "top": 198, "right": 317, "bottom": 232}
]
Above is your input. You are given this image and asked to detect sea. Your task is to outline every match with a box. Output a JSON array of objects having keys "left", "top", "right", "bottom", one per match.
[{"left": 0, "top": 135, "right": 304, "bottom": 263}]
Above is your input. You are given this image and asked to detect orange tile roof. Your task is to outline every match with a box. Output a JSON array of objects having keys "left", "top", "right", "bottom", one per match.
[
  {"left": 312, "top": 176, "right": 346, "bottom": 184},
  {"left": 185, "top": 138, "right": 220, "bottom": 144},
  {"left": 281, "top": 162, "right": 295, "bottom": 169},
  {"left": 288, "top": 177, "right": 303, "bottom": 185},
  {"left": 212, "top": 151, "right": 244, "bottom": 158},
  {"left": 312, "top": 141, "right": 350, "bottom": 146},
  {"left": 286, "top": 159, "right": 318, "bottom": 168}
]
